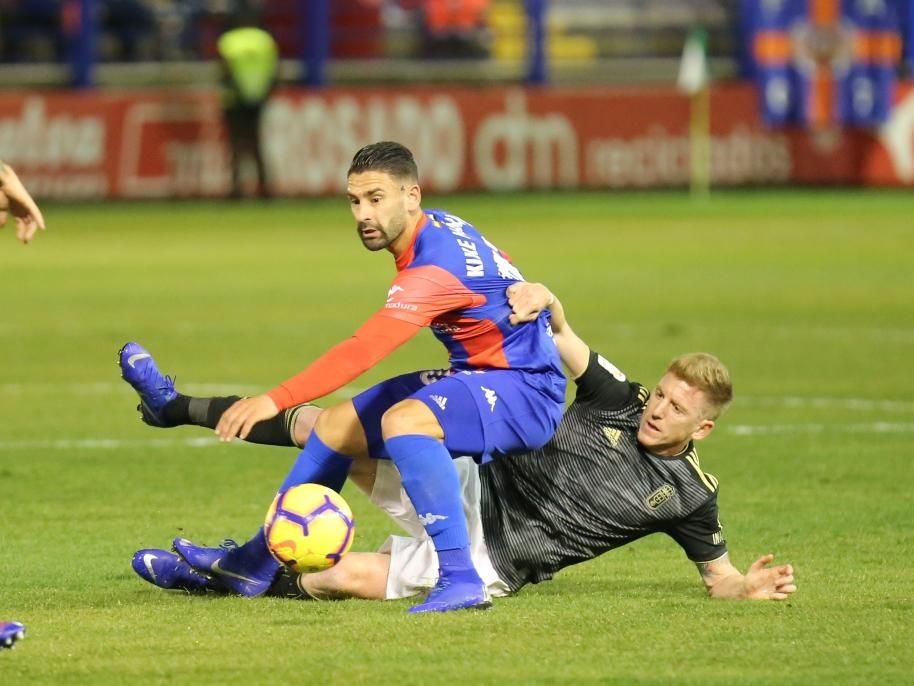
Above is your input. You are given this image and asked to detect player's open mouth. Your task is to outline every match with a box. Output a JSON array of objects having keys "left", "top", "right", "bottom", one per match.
[{"left": 646, "top": 421, "right": 660, "bottom": 433}]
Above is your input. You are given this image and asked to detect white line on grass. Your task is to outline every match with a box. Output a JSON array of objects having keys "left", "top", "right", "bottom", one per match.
[
  {"left": 737, "top": 395, "right": 914, "bottom": 413},
  {"left": 0, "top": 436, "right": 226, "bottom": 450},
  {"left": 726, "top": 422, "right": 914, "bottom": 436},
  {"left": 0, "top": 382, "right": 363, "bottom": 398},
  {"left": 0, "top": 383, "right": 911, "bottom": 413},
  {"left": 2, "top": 422, "right": 913, "bottom": 451}
]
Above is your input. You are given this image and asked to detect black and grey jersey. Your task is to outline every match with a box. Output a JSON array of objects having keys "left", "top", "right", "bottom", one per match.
[{"left": 479, "top": 350, "right": 727, "bottom": 593}]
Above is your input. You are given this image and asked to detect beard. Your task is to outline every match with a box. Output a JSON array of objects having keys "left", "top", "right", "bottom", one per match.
[{"left": 357, "top": 213, "right": 407, "bottom": 251}]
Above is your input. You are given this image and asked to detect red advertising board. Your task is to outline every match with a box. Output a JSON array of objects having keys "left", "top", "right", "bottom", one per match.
[{"left": 0, "top": 83, "right": 912, "bottom": 199}]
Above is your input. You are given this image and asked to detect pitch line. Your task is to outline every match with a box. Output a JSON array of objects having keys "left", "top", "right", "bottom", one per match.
[
  {"left": 725, "top": 422, "right": 914, "bottom": 436},
  {"left": 1, "top": 422, "right": 913, "bottom": 451},
  {"left": 737, "top": 395, "right": 914, "bottom": 413},
  {"left": 0, "top": 383, "right": 910, "bottom": 413},
  {"left": 0, "top": 382, "right": 363, "bottom": 398}
]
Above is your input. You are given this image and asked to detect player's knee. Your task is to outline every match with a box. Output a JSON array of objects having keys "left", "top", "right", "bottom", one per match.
[
  {"left": 380, "top": 399, "right": 443, "bottom": 440},
  {"left": 312, "top": 401, "right": 367, "bottom": 456},
  {"left": 291, "top": 405, "right": 322, "bottom": 447}
]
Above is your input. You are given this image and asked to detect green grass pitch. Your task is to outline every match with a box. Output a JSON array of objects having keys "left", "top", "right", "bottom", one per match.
[{"left": 0, "top": 190, "right": 912, "bottom": 684}]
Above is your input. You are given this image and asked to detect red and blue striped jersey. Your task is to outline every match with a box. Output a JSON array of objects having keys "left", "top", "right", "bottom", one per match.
[{"left": 381, "top": 209, "right": 562, "bottom": 375}]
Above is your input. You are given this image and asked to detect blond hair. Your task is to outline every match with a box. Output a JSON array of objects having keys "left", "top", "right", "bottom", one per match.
[{"left": 666, "top": 353, "right": 733, "bottom": 419}]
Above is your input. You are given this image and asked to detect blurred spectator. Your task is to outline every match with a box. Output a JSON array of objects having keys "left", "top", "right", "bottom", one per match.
[
  {"left": 421, "top": 0, "right": 489, "bottom": 58},
  {"left": 98, "top": 0, "right": 156, "bottom": 60},
  {"left": 147, "top": 0, "right": 197, "bottom": 61},
  {"left": 1, "top": 0, "right": 64, "bottom": 62},
  {"left": 217, "top": 11, "right": 277, "bottom": 198}
]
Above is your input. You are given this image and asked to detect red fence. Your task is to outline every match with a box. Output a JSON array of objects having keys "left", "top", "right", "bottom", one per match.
[{"left": 2, "top": 83, "right": 913, "bottom": 199}]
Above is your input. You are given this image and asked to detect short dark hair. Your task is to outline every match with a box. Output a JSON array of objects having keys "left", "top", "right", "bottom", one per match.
[{"left": 348, "top": 141, "right": 419, "bottom": 182}]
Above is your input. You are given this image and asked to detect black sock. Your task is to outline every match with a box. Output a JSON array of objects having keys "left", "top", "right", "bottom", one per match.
[
  {"left": 267, "top": 570, "right": 315, "bottom": 600},
  {"left": 161, "top": 394, "right": 192, "bottom": 426},
  {"left": 163, "top": 395, "right": 303, "bottom": 447}
]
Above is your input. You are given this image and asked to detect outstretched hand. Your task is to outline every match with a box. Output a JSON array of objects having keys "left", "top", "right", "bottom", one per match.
[
  {"left": 0, "top": 168, "right": 46, "bottom": 244},
  {"left": 743, "top": 554, "right": 797, "bottom": 600},
  {"left": 215, "top": 394, "right": 280, "bottom": 442}
]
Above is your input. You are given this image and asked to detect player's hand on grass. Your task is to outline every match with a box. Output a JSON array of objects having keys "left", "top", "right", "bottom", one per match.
[
  {"left": 742, "top": 554, "right": 796, "bottom": 600},
  {"left": 215, "top": 394, "right": 280, "bottom": 442},
  {"left": 507, "top": 282, "right": 554, "bottom": 325},
  {"left": 0, "top": 167, "right": 46, "bottom": 244}
]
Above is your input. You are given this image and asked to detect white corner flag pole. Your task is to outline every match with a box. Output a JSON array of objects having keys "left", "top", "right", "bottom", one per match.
[{"left": 677, "top": 29, "right": 711, "bottom": 198}]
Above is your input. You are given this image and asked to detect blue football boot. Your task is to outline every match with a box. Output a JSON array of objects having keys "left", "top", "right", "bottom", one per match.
[
  {"left": 0, "top": 621, "right": 25, "bottom": 649},
  {"left": 173, "top": 531, "right": 279, "bottom": 597},
  {"left": 409, "top": 570, "right": 492, "bottom": 614},
  {"left": 132, "top": 548, "right": 226, "bottom": 593},
  {"left": 118, "top": 342, "right": 178, "bottom": 427}
]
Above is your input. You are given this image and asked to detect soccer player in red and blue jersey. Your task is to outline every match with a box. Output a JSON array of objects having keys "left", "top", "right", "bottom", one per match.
[{"left": 134, "top": 141, "right": 566, "bottom": 613}]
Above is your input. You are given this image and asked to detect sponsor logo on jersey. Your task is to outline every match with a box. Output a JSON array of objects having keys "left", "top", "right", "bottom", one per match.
[
  {"left": 432, "top": 322, "right": 460, "bottom": 335},
  {"left": 481, "top": 385, "right": 498, "bottom": 412},
  {"left": 597, "top": 355, "right": 627, "bottom": 381},
  {"left": 430, "top": 394, "right": 448, "bottom": 411},
  {"left": 711, "top": 519, "right": 724, "bottom": 545},
  {"left": 384, "top": 301, "right": 419, "bottom": 312},
  {"left": 385, "top": 283, "right": 418, "bottom": 311},
  {"left": 602, "top": 426, "right": 622, "bottom": 448},
  {"left": 646, "top": 484, "right": 675, "bottom": 509}
]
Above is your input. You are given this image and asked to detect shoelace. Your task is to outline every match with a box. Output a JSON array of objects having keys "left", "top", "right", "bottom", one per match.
[{"left": 136, "top": 359, "right": 176, "bottom": 392}]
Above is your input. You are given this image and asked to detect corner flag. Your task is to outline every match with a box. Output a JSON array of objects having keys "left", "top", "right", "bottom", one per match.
[{"left": 678, "top": 29, "right": 711, "bottom": 198}]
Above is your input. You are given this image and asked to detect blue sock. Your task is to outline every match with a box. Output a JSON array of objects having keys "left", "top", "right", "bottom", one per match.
[
  {"left": 278, "top": 432, "right": 353, "bottom": 493},
  {"left": 384, "top": 434, "right": 471, "bottom": 556},
  {"left": 224, "top": 527, "right": 279, "bottom": 579},
  {"left": 438, "top": 548, "right": 476, "bottom": 575}
]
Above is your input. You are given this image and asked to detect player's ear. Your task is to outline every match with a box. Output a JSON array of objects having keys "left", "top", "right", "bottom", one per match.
[
  {"left": 405, "top": 182, "right": 421, "bottom": 210},
  {"left": 691, "top": 418, "right": 714, "bottom": 442}
]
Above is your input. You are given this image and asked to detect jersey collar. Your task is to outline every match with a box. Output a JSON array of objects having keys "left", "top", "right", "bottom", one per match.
[
  {"left": 394, "top": 212, "right": 429, "bottom": 271},
  {"left": 643, "top": 440, "right": 696, "bottom": 461}
]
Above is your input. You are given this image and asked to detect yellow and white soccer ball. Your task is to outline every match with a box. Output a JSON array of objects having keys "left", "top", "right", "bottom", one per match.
[{"left": 263, "top": 483, "right": 355, "bottom": 573}]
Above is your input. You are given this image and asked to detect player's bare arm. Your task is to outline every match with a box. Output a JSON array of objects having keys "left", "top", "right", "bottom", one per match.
[
  {"left": 507, "top": 282, "right": 590, "bottom": 378},
  {"left": 0, "top": 161, "right": 46, "bottom": 244},
  {"left": 695, "top": 553, "right": 797, "bottom": 600}
]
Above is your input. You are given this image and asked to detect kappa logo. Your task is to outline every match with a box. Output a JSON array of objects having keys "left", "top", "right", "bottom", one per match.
[
  {"left": 386, "top": 284, "right": 405, "bottom": 302},
  {"left": 481, "top": 386, "right": 498, "bottom": 412},
  {"left": 430, "top": 394, "right": 448, "bottom": 411},
  {"left": 418, "top": 512, "right": 448, "bottom": 526},
  {"left": 646, "top": 484, "right": 675, "bottom": 510},
  {"left": 602, "top": 426, "right": 622, "bottom": 448}
]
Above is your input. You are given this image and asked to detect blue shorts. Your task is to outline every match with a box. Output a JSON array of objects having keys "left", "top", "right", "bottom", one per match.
[{"left": 351, "top": 368, "right": 565, "bottom": 462}]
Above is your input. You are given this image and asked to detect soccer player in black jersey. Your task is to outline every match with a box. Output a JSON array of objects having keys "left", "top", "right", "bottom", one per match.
[{"left": 129, "top": 283, "right": 797, "bottom": 603}]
